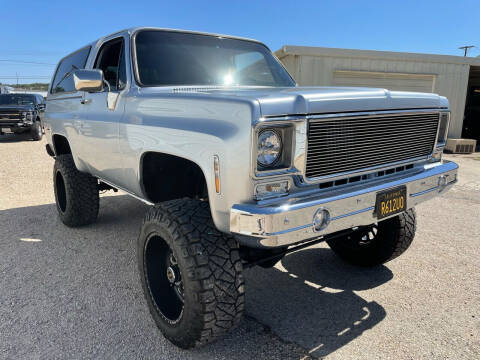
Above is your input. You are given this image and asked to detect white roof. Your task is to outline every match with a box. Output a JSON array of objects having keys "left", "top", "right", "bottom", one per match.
[{"left": 275, "top": 45, "right": 480, "bottom": 66}]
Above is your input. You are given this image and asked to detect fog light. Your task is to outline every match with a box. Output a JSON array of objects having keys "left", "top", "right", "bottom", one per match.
[{"left": 313, "top": 208, "right": 330, "bottom": 232}]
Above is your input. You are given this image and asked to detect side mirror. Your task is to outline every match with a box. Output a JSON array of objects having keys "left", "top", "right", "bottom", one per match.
[{"left": 73, "top": 69, "right": 104, "bottom": 92}]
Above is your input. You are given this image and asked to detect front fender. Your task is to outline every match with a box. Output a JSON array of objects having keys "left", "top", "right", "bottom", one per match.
[{"left": 119, "top": 93, "right": 260, "bottom": 233}]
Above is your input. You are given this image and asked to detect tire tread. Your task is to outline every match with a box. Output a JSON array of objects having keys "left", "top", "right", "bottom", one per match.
[
  {"left": 327, "top": 208, "right": 416, "bottom": 266},
  {"left": 53, "top": 154, "right": 99, "bottom": 227},
  {"left": 139, "top": 199, "right": 244, "bottom": 348}
]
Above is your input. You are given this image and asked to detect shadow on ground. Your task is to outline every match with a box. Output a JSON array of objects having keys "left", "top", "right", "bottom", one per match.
[
  {"left": 246, "top": 249, "right": 390, "bottom": 357},
  {"left": 0, "top": 195, "right": 390, "bottom": 359},
  {"left": 0, "top": 132, "right": 36, "bottom": 143}
]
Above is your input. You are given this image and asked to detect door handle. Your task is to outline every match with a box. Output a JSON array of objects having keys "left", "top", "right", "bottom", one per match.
[{"left": 80, "top": 99, "right": 91, "bottom": 105}]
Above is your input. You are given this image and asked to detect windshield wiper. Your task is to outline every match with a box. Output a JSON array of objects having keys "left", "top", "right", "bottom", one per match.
[{"left": 55, "top": 64, "right": 79, "bottom": 88}]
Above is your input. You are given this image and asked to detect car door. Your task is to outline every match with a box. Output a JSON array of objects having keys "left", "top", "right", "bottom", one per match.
[{"left": 80, "top": 36, "right": 128, "bottom": 184}]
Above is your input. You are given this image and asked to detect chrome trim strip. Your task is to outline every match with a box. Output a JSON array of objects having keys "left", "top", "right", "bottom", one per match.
[
  {"left": 410, "top": 186, "right": 439, "bottom": 197},
  {"left": 433, "top": 112, "right": 442, "bottom": 150},
  {"left": 307, "top": 108, "right": 442, "bottom": 122},
  {"left": 47, "top": 96, "right": 83, "bottom": 101},
  {"left": 255, "top": 116, "right": 305, "bottom": 125},
  {"left": 261, "top": 108, "right": 447, "bottom": 122},
  {"left": 97, "top": 178, "right": 154, "bottom": 205},
  {"left": 331, "top": 206, "right": 375, "bottom": 221},
  {"left": 267, "top": 223, "right": 311, "bottom": 236}
]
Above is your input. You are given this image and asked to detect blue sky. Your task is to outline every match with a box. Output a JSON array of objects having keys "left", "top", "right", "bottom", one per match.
[{"left": 1, "top": 0, "right": 478, "bottom": 84}]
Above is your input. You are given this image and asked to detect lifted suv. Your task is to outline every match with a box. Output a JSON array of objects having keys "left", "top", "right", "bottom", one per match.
[
  {"left": 44, "top": 28, "right": 458, "bottom": 349},
  {"left": 0, "top": 93, "right": 44, "bottom": 140}
]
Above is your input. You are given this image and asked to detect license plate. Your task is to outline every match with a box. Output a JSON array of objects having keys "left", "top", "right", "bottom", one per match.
[
  {"left": 1, "top": 128, "right": 12, "bottom": 134},
  {"left": 375, "top": 186, "right": 407, "bottom": 219}
]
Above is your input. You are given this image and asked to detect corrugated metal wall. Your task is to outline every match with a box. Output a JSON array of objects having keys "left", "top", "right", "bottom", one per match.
[{"left": 278, "top": 52, "right": 470, "bottom": 138}]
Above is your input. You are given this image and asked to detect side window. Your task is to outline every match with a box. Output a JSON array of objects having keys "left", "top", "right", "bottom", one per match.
[
  {"left": 51, "top": 46, "right": 91, "bottom": 94},
  {"left": 94, "top": 38, "right": 126, "bottom": 91}
]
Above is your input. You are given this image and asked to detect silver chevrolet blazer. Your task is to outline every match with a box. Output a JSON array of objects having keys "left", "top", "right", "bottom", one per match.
[{"left": 44, "top": 27, "right": 458, "bottom": 348}]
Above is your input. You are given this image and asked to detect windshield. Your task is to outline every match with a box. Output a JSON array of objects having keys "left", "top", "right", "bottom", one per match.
[
  {"left": 0, "top": 94, "right": 36, "bottom": 106},
  {"left": 134, "top": 30, "right": 295, "bottom": 87}
]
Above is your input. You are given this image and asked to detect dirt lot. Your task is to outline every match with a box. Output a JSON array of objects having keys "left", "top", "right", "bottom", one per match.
[{"left": 0, "top": 133, "right": 479, "bottom": 360}]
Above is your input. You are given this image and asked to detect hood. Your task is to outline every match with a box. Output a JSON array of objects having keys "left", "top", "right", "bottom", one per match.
[
  {"left": 0, "top": 105, "right": 35, "bottom": 112},
  {"left": 164, "top": 86, "right": 446, "bottom": 117},
  {"left": 254, "top": 87, "right": 446, "bottom": 117}
]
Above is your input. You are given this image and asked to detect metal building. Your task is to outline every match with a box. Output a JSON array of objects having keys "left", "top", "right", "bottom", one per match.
[{"left": 276, "top": 45, "right": 480, "bottom": 141}]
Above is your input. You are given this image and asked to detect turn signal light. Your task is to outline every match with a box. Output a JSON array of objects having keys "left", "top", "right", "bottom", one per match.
[
  {"left": 214, "top": 155, "right": 220, "bottom": 194},
  {"left": 256, "top": 181, "right": 289, "bottom": 199}
]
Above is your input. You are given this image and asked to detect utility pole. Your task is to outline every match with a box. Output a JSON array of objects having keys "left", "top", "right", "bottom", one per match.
[
  {"left": 459, "top": 45, "right": 475, "bottom": 57},
  {"left": 16, "top": 72, "right": 19, "bottom": 86}
]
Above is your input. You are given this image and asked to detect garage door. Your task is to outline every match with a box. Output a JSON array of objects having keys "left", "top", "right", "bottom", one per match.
[{"left": 332, "top": 70, "right": 435, "bottom": 93}]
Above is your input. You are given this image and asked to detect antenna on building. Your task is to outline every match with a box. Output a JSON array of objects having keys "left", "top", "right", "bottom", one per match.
[{"left": 459, "top": 45, "right": 475, "bottom": 57}]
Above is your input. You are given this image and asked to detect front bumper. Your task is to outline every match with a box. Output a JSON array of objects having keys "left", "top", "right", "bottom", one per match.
[
  {"left": 0, "top": 121, "right": 32, "bottom": 129},
  {"left": 230, "top": 161, "right": 458, "bottom": 248}
]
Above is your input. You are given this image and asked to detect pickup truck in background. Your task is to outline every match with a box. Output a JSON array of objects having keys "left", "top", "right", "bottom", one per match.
[
  {"left": 0, "top": 93, "right": 45, "bottom": 140},
  {"left": 44, "top": 27, "right": 458, "bottom": 349}
]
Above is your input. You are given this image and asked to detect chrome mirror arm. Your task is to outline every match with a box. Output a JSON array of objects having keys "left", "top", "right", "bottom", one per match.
[{"left": 103, "top": 80, "right": 111, "bottom": 93}]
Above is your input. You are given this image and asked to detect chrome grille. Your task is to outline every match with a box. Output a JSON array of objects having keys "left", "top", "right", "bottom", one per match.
[
  {"left": 0, "top": 110, "right": 22, "bottom": 121},
  {"left": 305, "top": 112, "right": 439, "bottom": 179}
]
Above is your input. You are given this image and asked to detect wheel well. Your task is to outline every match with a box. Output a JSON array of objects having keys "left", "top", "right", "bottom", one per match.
[
  {"left": 142, "top": 152, "right": 208, "bottom": 203},
  {"left": 52, "top": 135, "right": 72, "bottom": 155}
]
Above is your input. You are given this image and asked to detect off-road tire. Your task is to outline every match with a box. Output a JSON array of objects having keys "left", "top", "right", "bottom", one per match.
[
  {"left": 53, "top": 154, "right": 99, "bottom": 227},
  {"left": 31, "top": 121, "right": 43, "bottom": 141},
  {"left": 327, "top": 209, "right": 416, "bottom": 266},
  {"left": 138, "top": 199, "right": 245, "bottom": 349}
]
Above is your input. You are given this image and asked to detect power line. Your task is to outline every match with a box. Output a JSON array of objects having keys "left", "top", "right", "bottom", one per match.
[
  {"left": 0, "top": 59, "right": 56, "bottom": 66},
  {"left": 0, "top": 76, "right": 51, "bottom": 79}
]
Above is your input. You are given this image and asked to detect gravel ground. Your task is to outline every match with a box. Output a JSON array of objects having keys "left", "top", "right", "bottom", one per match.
[{"left": 0, "top": 133, "right": 479, "bottom": 360}]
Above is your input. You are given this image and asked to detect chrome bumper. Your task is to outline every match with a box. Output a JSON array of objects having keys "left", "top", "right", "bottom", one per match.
[{"left": 230, "top": 161, "right": 458, "bottom": 248}]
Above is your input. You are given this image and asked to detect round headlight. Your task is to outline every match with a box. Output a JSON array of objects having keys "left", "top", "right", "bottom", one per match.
[{"left": 257, "top": 129, "right": 282, "bottom": 167}]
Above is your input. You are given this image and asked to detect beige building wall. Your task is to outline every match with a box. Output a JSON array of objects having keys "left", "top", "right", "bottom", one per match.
[{"left": 276, "top": 46, "right": 479, "bottom": 138}]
